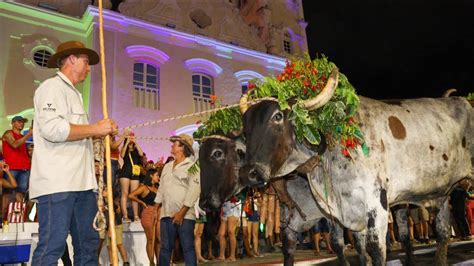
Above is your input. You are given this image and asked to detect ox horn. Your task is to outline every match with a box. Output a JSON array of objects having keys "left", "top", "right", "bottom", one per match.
[
  {"left": 239, "top": 93, "right": 249, "bottom": 114},
  {"left": 301, "top": 68, "right": 339, "bottom": 111},
  {"left": 443, "top": 88, "right": 457, "bottom": 97}
]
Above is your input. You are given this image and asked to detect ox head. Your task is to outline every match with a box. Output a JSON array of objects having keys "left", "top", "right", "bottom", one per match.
[
  {"left": 199, "top": 135, "right": 246, "bottom": 210},
  {"left": 239, "top": 69, "right": 339, "bottom": 185}
]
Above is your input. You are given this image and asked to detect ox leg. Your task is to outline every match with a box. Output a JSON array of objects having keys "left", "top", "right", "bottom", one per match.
[
  {"left": 366, "top": 209, "right": 387, "bottom": 266},
  {"left": 281, "top": 225, "right": 297, "bottom": 266},
  {"left": 329, "top": 221, "right": 348, "bottom": 266},
  {"left": 434, "top": 198, "right": 450, "bottom": 266},
  {"left": 353, "top": 230, "right": 369, "bottom": 266},
  {"left": 394, "top": 207, "right": 414, "bottom": 265},
  {"left": 280, "top": 204, "right": 296, "bottom": 266}
]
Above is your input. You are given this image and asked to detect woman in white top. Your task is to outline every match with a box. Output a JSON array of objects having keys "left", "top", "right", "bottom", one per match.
[{"left": 217, "top": 196, "right": 242, "bottom": 261}]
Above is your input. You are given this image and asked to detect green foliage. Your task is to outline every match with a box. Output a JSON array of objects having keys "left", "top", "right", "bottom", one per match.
[
  {"left": 193, "top": 55, "right": 367, "bottom": 158},
  {"left": 193, "top": 107, "right": 242, "bottom": 141},
  {"left": 466, "top": 92, "right": 474, "bottom": 101}
]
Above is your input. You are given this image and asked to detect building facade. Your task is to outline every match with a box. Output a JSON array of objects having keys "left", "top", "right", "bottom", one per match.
[{"left": 0, "top": 0, "right": 308, "bottom": 159}]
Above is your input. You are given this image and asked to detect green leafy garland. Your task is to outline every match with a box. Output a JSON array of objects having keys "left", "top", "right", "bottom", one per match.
[{"left": 193, "top": 55, "right": 368, "bottom": 158}]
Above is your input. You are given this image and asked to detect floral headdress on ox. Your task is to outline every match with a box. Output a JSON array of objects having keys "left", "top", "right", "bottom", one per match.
[{"left": 192, "top": 55, "right": 368, "bottom": 169}]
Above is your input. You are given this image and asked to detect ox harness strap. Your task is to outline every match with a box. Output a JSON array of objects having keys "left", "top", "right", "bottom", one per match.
[{"left": 269, "top": 174, "right": 307, "bottom": 221}]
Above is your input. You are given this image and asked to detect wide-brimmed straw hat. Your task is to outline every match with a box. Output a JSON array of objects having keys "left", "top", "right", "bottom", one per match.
[
  {"left": 170, "top": 134, "right": 194, "bottom": 155},
  {"left": 46, "top": 41, "right": 99, "bottom": 68}
]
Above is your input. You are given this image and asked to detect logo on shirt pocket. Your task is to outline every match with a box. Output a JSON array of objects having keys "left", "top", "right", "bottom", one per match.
[{"left": 42, "top": 103, "right": 56, "bottom": 112}]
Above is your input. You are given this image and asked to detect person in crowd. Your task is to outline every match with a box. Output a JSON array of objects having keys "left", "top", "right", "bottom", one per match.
[
  {"left": 30, "top": 40, "right": 117, "bottom": 265},
  {"left": 245, "top": 187, "right": 262, "bottom": 257},
  {"left": 129, "top": 169, "right": 161, "bottom": 265},
  {"left": 99, "top": 186, "right": 130, "bottom": 265},
  {"left": 119, "top": 132, "right": 143, "bottom": 222},
  {"left": 108, "top": 129, "right": 130, "bottom": 186},
  {"left": 154, "top": 134, "right": 200, "bottom": 266},
  {"left": 451, "top": 179, "right": 474, "bottom": 240},
  {"left": 387, "top": 209, "right": 399, "bottom": 246},
  {"left": 0, "top": 161, "right": 18, "bottom": 189},
  {"left": 408, "top": 205, "right": 430, "bottom": 243},
  {"left": 217, "top": 195, "right": 241, "bottom": 261},
  {"left": 27, "top": 143, "right": 34, "bottom": 159},
  {"left": 194, "top": 202, "right": 208, "bottom": 263},
  {"left": 2, "top": 116, "right": 32, "bottom": 208},
  {"left": 312, "top": 218, "right": 334, "bottom": 255}
]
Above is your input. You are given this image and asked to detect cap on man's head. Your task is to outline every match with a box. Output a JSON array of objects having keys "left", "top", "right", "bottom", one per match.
[
  {"left": 46, "top": 40, "right": 100, "bottom": 68},
  {"left": 11, "top": 116, "right": 28, "bottom": 123},
  {"left": 170, "top": 134, "right": 194, "bottom": 155}
]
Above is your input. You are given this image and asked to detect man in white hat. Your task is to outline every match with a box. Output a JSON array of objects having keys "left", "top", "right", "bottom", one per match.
[
  {"left": 31, "top": 40, "right": 117, "bottom": 265},
  {"left": 155, "top": 134, "right": 200, "bottom": 266}
]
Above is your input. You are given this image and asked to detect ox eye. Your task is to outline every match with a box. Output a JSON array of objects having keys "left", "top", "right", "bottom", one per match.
[
  {"left": 272, "top": 112, "right": 283, "bottom": 123},
  {"left": 211, "top": 149, "right": 224, "bottom": 160}
]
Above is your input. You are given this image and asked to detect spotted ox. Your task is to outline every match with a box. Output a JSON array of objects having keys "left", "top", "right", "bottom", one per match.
[
  {"left": 198, "top": 136, "right": 370, "bottom": 265},
  {"left": 239, "top": 69, "right": 474, "bottom": 265}
]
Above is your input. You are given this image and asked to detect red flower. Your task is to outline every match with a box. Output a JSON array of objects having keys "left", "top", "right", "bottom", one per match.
[
  {"left": 342, "top": 148, "right": 350, "bottom": 157},
  {"left": 210, "top": 95, "right": 218, "bottom": 104},
  {"left": 303, "top": 88, "right": 308, "bottom": 95},
  {"left": 248, "top": 83, "right": 256, "bottom": 89},
  {"left": 348, "top": 117, "right": 354, "bottom": 124},
  {"left": 303, "top": 79, "right": 311, "bottom": 88},
  {"left": 312, "top": 85, "right": 317, "bottom": 92}
]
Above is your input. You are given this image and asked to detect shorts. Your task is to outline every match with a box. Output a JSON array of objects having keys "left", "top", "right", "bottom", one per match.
[
  {"left": 247, "top": 211, "right": 260, "bottom": 222},
  {"left": 313, "top": 218, "right": 330, "bottom": 233},
  {"left": 7, "top": 169, "right": 30, "bottom": 193},
  {"left": 388, "top": 210, "right": 393, "bottom": 224},
  {"left": 105, "top": 224, "right": 124, "bottom": 246},
  {"left": 196, "top": 215, "right": 207, "bottom": 224},
  {"left": 409, "top": 207, "right": 429, "bottom": 224}
]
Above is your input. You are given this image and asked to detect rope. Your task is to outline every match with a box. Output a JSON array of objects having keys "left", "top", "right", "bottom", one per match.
[
  {"left": 93, "top": 138, "right": 107, "bottom": 233},
  {"left": 119, "top": 96, "right": 278, "bottom": 131},
  {"left": 97, "top": 0, "right": 118, "bottom": 264}
]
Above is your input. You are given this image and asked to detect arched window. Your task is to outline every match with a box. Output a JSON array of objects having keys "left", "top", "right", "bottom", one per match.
[
  {"left": 234, "top": 70, "right": 264, "bottom": 95},
  {"left": 283, "top": 32, "right": 292, "bottom": 54},
  {"left": 192, "top": 73, "right": 214, "bottom": 112},
  {"left": 133, "top": 62, "right": 160, "bottom": 110}
]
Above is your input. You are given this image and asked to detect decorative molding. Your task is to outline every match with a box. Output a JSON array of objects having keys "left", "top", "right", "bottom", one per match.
[
  {"left": 184, "top": 58, "right": 223, "bottom": 77},
  {"left": 125, "top": 45, "right": 170, "bottom": 65},
  {"left": 234, "top": 70, "right": 264, "bottom": 83},
  {"left": 86, "top": 6, "right": 286, "bottom": 69}
]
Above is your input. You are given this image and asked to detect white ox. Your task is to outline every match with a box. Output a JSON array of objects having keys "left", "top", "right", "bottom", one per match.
[{"left": 239, "top": 69, "right": 474, "bottom": 265}]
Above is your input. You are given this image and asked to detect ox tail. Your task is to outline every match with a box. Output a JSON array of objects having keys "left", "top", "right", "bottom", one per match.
[{"left": 442, "top": 88, "right": 457, "bottom": 97}]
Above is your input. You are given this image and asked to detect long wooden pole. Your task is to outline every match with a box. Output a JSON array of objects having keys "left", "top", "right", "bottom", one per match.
[{"left": 98, "top": 1, "right": 118, "bottom": 264}]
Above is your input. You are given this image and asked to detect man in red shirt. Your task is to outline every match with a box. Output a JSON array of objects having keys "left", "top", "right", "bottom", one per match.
[{"left": 2, "top": 116, "right": 32, "bottom": 209}]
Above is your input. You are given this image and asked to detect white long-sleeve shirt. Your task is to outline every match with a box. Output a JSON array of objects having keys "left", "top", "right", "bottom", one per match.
[
  {"left": 29, "top": 72, "right": 97, "bottom": 199},
  {"left": 155, "top": 157, "right": 200, "bottom": 220}
]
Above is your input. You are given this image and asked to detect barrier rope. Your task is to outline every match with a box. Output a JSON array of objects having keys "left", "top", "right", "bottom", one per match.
[
  {"left": 97, "top": 0, "right": 118, "bottom": 264},
  {"left": 119, "top": 96, "right": 278, "bottom": 131}
]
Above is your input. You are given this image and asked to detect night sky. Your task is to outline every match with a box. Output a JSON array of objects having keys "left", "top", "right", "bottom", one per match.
[{"left": 302, "top": 0, "right": 474, "bottom": 99}]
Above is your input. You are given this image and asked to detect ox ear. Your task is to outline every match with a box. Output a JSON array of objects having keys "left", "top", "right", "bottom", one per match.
[{"left": 288, "top": 97, "right": 298, "bottom": 107}]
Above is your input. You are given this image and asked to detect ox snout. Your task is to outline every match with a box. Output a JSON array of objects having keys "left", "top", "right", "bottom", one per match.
[
  {"left": 199, "top": 198, "right": 211, "bottom": 212},
  {"left": 199, "top": 194, "right": 222, "bottom": 211},
  {"left": 239, "top": 164, "right": 266, "bottom": 186}
]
